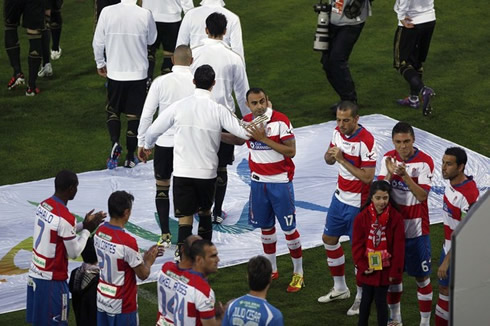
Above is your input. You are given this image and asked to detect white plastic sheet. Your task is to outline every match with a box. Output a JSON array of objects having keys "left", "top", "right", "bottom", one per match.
[{"left": 0, "top": 114, "right": 488, "bottom": 313}]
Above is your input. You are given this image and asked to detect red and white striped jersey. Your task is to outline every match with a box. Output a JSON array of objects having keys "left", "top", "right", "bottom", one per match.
[
  {"left": 94, "top": 222, "right": 144, "bottom": 314},
  {"left": 442, "top": 176, "right": 479, "bottom": 254},
  {"left": 29, "top": 196, "right": 77, "bottom": 281},
  {"left": 330, "top": 125, "right": 377, "bottom": 207},
  {"left": 378, "top": 148, "right": 434, "bottom": 239},
  {"left": 244, "top": 108, "right": 295, "bottom": 183},
  {"left": 156, "top": 262, "right": 216, "bottom": 326}
]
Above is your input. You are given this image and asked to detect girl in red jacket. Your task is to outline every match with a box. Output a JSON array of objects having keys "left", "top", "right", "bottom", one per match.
[{"left": 352, "top": 180, "right": 405, "bottom": 326}]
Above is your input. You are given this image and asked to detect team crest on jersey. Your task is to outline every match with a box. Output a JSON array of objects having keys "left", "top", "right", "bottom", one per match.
[
  {"left": 249, "top": 141, "right": 270, "bottom": 150},
  {"left": 41, "top": 202, "right": 53, "bottom": 212}
]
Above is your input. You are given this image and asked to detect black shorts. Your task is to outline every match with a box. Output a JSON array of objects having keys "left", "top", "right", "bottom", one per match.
[
  {"left": 4, "top": 0, "right": 44, "bottom": 30},
  {"left": 172, "top": 176, "right": 216, "bottom": 217},
  {"left": 217, "top": 135, "right": 235, "bottom": 167},
  {"left": 107, "top": 78, "right": 146, "bottom": 116},
  {"left": 154, "top": 145, "right": 173, "bottom": 181},
  {"left": 150, "top": 21, "right": 181, "bottom": 52},
  {"left": 44, "top": 0, "right": 62, "bottom": 11},
  {"left": 393, "top": 21, "right": 436, "bottom": 70}
]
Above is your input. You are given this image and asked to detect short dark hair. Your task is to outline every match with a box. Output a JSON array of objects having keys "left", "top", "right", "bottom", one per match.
[
  {"left": 194, "top": 64, "right": 215, "bottom": 89},
  {"left": 392, "top": 121, "right": 414, "bottom": 138},
  {"left": 189, "top": 239, "right": 214, "bottom": 262},
  {"left": 206, "top": 12, "right": 227, "bottom": 37},
  {"left": 81, "top": 236, "right": 98, "bottom": 264},
  {"left": 337, "top": 101, "right": 359, "bottom": 117},
  {"left": 182, "top": 235, "right": 201, "bottom": 260},
  {"left": 247, "top": 256, "right": 272, "bottom": 291},
  {"left": 246, "top": 87, "right": 267, "bottom": 101},
  {"left": 108, "top": 191, "right": 134, "bottom": 218},
  {"left": 54, "top": 170, "right": 78, "bottom": 192},
  {"left": 445, "top": 147, "right": 468, "bottom": 167}
]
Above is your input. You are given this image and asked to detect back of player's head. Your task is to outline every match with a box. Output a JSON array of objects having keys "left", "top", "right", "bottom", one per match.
[
  {"left": 445, "top": 147, "right": 468, "bottom": 167},
  {"left": 392, "top": 121, "right": 414, "bottom": 138},
  {"left": 247, "top": 256, "right": 272, "bottom": 291},
  {"left": 54, "top": 170, "right": 78, "bottom": 192},
  {"left": 246, "top": 87, "right": 267, "bottom": 101},
  {"left": 182, "top": 235, "right": 202, "bottom": 260},
  {"left": 81, "top": 236, "right": 98, "bottom": 264},
  {"left": 337, "top": 101, "right": 359, "bottom": 117},
  {"left": 194, "top": 64, "right": 215, "bottom": 90},
  {"left": 206, "top": 12, "right": 227, "bottom": 37},
  {"left": 189, "top": 239, "right": 214, "bottom": 262},
  {"left": 108, "top": 191, "right": 134, "bottom": 218},
  {"left": 173, "top": 45, "right": 192, "bottom": 66}
]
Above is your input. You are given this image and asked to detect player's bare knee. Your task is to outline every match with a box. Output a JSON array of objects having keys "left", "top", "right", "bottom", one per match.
[
  {"left": 156, "top": 179, "right": 170, "bottom": 187},
  {"left": 322, "top": 234, "right": 338, "bottom": 245},
  {"left": 198, "top": 209, "right": 211, "bottom": 216},
  {"left": 439, "top": 285, "right": 449, "bottom": 296},
  {"left": 179, "top": 216, "right": 193, "bottom": 225},
  {"left": 415, "top": 275, "right": 430, "bottom": 283},
  {"left": 106, "top": 106, "right": 120, "bottom": 122}
]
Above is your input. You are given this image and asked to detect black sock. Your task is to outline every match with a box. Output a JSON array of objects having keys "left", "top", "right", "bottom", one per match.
[
  {"left": 402, "top": 68, "right": 424, "bottom": 95},
  {"left": 50, "top": 10, "right": 62, "bottom": 51},
  {"left": 106, "top": 108, "right": 120, "bottom": 145},
  {"left": 213, "top": 169, "right": 228, "bottom": 217},
  {"left": 27, "top": 35, "right": 42, "bottom": 88},
  {"left": 126, "top": 117, "right": 139, "bottom": 158},
  {"left": 198, "top": 214, "right": 212, "bottom": 241},
  {"left": 147, "top": 46, "right": 156, "bottom": 80},
  {"left": 5, "top": 28, "right": 22, "bottom": 74},
  {"left": 41, "top": 28, "right": 51, "bottom": 65},
  {"left": 178, "top": 224, "right": 193, "bottom": 247},
  {"left": 156, "top": 185, "right": 170, "bottom": 234}
]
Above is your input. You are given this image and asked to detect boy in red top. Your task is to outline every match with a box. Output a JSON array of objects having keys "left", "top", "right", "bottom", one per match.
[{"left": 352, "top": 181, "right": 405, "bottom": 326}]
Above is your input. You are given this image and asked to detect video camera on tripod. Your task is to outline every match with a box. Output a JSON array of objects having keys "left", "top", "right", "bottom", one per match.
[{"left": 313, "top": 0, "right": 331, "bottom": 51}]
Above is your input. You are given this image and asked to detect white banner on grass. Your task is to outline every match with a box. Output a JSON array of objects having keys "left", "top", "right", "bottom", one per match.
[{"left": 0, "top": 114, "right": 488, "bottom": 314}]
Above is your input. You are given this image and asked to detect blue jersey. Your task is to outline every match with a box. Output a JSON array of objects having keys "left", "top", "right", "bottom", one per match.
[{"left": 222, "top": 294, "right": 284, "bottom": 326}]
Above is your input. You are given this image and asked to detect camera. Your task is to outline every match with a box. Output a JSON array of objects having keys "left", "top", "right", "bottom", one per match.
[{"left": 313, "top": 1, "right": 331, "bottom": 51}]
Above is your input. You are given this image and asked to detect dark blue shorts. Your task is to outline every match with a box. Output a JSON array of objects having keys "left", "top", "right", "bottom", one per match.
[
  {"left": 323, "top": 194, "right": 360, "bottom": 239},
  {"left": 249, "top": 180, "right": 296, "bottom": 231},
  {"left": 97, "top": 310, "right": 138, "bottom": 326},
  {"left": 26, "top": 276, "right": 69, "bottom": 325},
  {"left": 405, "top": 235, "right": 432, "bottom": 277}
]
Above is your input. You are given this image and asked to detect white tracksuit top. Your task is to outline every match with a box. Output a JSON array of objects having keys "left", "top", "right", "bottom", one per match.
[
  {"left": 93, "top": 0, "right": 157, "bottom": 81},
  {"left": 144, "top": 89, "right": 249, "bottom": 179}
]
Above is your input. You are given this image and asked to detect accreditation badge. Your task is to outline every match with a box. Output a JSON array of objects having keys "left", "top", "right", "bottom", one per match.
[{"left": 368, "top": 251, "right": 383, "bottom": 270}]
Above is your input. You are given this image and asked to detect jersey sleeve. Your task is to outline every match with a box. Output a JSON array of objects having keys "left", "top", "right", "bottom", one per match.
[
  {"left": 360, "top": 137, "right": 377, "bottom": 168},
  {"left": 124, "top": 237, "right": 144, "bottom": 268},
  {"left": 418, "top": 159, "right": 434, "bottom": 192},
  {"left": 378, "top": 154, "right": 389, "bottom": 180},
  {"left": 58, "top": 212, "right": 77, "bottom": 239},
  {"left": 279, "top": 120, "right": 294, "bottom": 142},
  {"left": 196, "top": 287, "right": 216, "bottom": 320}
]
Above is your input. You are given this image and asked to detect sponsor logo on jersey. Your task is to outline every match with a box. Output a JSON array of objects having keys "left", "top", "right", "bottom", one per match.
[
  {"left": 98, "top": 232, "right": 112, "bottom": 242},
  {"left": 41, "top": 202, "right": 53, "bottom": 212},
  {"left": 165, "top": 270, "right": 190, "bottom": 284},
  {"left": 98, "top": 282, "right": 118, "bottom": 297},
  {"left": 249, "top": 141, "right": 270, "bottom": 150},
  {"left": 32, "top": 252, "right": 46, "bottom": 268}
]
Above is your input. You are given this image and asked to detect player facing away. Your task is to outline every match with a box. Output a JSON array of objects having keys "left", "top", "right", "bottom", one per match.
[
  {"left": 318, "top": 101, "right": 377, "bottom": 316},
  {"left": 26, "top": 170, "right": 106, "bottom": 325},
  {"left": 94, "top": 191, "right": 163, "bottom": 326},
  {"left": 435, "top": 147, "right": 479, "bottom": 326},
  {"left": 158, "top": 239, "right": 223, "bottom": 325},
  {"left": 378, "top": 122, "right": 434, "bottom": 326},
  {"left": 137, "top": 45, "right": 195, "bottom": 248},
  {"left": 222, "top": 87, "right": 304, "bottom": 292},
  {"left": 222, "top": 255, "right": 284, "bottom": 326},
  {"left": 156, "top": 234, "right": 201, "bottom": 325}
]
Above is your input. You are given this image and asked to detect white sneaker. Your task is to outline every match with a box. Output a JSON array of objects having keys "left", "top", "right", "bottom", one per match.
[
  {"left": 318, "top": 287, "right": 350, "bottom": 303},
  {"left": 387, "top": 320, "right": 403, "bottom": 326},
  {"left": 51, "top": 48, "right": 62, "bottom": 60},
  {"left": 38, "top": 63, "right": 53, "bottom": 77},
  {"left": 346, "top": 298, "right": 361, "bottom": 316}
]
